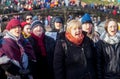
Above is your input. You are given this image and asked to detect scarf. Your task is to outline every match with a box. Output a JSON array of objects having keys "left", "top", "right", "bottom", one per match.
[
  {"left": 22, "top": 32, "right": 31, "bottom": 38},
  {"left": 65, "top": 32, "right": 84, "bottom": 45},
  {"left": 101, "top": 32, "right": 120, "bottom": 44},
  {"left": 31, "top": 33, "right": 46, "bottom": 56}
]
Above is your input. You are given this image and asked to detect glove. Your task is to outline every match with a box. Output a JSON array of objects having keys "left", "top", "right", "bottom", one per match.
[{"left": 0, "top": 56, "right": 10, "bottom": 64}]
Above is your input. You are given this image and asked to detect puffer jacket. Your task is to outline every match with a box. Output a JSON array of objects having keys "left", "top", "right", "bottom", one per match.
[
  {"left": 54, "top": 34, "right": 96, "bottom": 79},
  {"left": 96, "top": 40, "right": 120, "bottom": 79}
]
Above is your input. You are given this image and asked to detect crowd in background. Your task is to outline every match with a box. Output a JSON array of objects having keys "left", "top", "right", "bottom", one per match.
[
  {"left": 0, "top": 0, "right": 120, "bottom": 79},
  {"left": 0, "top": 0, "right": 120, "bottom": 16}
]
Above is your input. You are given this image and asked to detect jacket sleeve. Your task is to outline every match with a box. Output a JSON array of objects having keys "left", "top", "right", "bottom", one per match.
[
  {"left": 96, "top": 40, "right": 104, "bottom": 79},
  {"left": 1, "top": 61, "right": 20, "bottom": 75},
  {"left": 53, "top": 40, "right": 66, "bottom": 79}
]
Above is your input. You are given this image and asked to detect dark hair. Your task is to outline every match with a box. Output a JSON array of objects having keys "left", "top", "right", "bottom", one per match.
[{"left": 23, "top": 13, "right": 33, "bottom": 21}]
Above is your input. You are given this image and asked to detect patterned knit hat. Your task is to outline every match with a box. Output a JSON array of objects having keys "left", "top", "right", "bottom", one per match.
[{"left": 31, "top": 20, "right": 44, "bottom": 30}]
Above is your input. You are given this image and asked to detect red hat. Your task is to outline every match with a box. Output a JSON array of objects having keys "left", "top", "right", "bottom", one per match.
[
  {"left": 6, "top": 19, "right": 21, "bottom": 30},
  {"left": 21, "top": 22, "right": 30, "bottom": 28}
]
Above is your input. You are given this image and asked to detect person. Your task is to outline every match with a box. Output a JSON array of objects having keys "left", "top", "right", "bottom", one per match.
[
  {"left": 54, "top": 20, "right": 96, "bottom": 79},
  {"left": 81, "top": 13, "right": 100, "bottom": 43},
  {"left": 23, "top": 13, "right": 33, "bottom": 24},
  {"left": 27, "top": 20, "right": 55, "bottom": 79},
  {"left": 96, "top": 18, "right": 120, "bottom": 79},
  {"left": 21, "top": 21, "right": 31, "bottom": 38},
  {"left": 0, "top": 19, "right": 36, "bottom": 79},
  {"left": 45, "top": 16, "right": 64, "bottom": 40}
]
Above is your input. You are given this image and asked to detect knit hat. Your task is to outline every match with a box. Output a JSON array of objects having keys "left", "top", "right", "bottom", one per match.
[
  {"left": 81, "top": 13, "right": 92, "bottom": 24},
  {"left": 31, "top": 20, "right": 43, "bottom": 30},
  {"left": 21, "top": 21, "right": 30, "bottom": 28},
  {"left": 6, "top": 19, "right": 21, "bottom": 30}
]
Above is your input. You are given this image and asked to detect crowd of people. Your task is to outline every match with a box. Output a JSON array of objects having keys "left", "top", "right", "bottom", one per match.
[{"left": 0, "top": 10, "right": 119, "bottom": 79}]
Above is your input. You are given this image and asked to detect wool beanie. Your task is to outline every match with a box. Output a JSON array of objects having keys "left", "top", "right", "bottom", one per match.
[
  {"left": 31, "top": 20, "right": 44, "bottom": 30},
  {"left": 21, "top": 21, "right": 30, "bottom": 28},
  {"left": 6, "top": 19, "right": 21, "bottom": 30},
  {"left": 81, "top": 13, "right": 92, "bottom": 24}
]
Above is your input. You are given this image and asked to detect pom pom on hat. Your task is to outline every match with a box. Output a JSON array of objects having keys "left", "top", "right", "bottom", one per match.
[
  {"left": 21, "top": 22, "right": 30, "bottom": 28},
  {"left": 31, "top": 20, "right": 43, "bottom": 30},
  {"left": 6, "top": 19, "right": 21, "bottom": 30},
  {"left": 81, "top": 13, "right": 92, "bottom": 24}
]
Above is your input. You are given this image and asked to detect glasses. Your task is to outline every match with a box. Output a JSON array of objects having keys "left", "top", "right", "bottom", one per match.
[{"left": 26, "top": 18, "right": 32, "bottom": 21}]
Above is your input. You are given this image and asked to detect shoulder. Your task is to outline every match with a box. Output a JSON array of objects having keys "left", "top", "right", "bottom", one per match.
[{"left": 45, "top": 35, "right": 56, "bottom": 44}]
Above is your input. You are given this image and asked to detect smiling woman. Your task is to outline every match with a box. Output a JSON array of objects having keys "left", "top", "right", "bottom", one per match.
[
  {"left": 54, "top": 19, "right": 97, "bottom": 79},
  {"left": 96, "top": 18, "right": 120, "bottom": 79}
]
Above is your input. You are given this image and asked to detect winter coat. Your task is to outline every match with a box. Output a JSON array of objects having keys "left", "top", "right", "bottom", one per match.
[
  {"left": 96, "top": 40, "right": 120, "bottom": 79},
  {"left": 54, "top": 33, "right": 96, "bottom": 79},
  {"left": 0, "top": 32, "right": 35, "bottom": 79},
  {"left": 28, "top": 35, "right": 55, "bottom": 79}
]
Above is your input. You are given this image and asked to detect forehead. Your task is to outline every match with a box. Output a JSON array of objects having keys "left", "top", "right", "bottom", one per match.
[
  {"left": 24, "top": 25, "right": 31, "bottom": 28},
  {"left": 108, "top": 21, "right": 117, "bottom": 27},
  {"left": 26, "top": 15, "right": 32, "bottom": 18}
]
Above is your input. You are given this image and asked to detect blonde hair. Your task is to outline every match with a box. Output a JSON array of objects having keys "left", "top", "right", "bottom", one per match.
[{"left": 66, "top": 20, "right": 82, "bottom": 33}]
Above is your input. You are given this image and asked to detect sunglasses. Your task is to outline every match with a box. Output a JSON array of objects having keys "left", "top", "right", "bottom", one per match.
[{"left": 26, "top": 18, "right": 32, "bottom": 20}]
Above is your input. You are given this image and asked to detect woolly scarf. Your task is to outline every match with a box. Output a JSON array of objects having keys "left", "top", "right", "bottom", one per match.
[
  {"left": 101, "top": 32, "right": 120, "bottom": 44},
  {"left": 65, "top": 32, "right": 84, "bottom": 45},
  {"left": 31, "top": 33, "right": 46, "bottom": 56}
]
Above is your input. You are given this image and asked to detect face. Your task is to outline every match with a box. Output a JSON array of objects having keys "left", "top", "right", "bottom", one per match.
[
  {"left": 54, "top": 22, "right": 62, "bottom": 30},
  {"left": 32, "top": 25, "right": 44, "bottom": 37},
  {"left": 26, "top": 15, "right": 32, "bottom": 24},
  {"left": 70, "top": 26, "right": 83, "bottom": 39},
  {"left": 82, "top": 23, "right": 93, "bottom": 34},
  {"left": 9, "top": 26, "right": 22, "bottom": 38},
  {"left": 23, "top": 25, "right": 31, "bottom": 36},
  {"left": 107, "top": 21, "right": 118, "bottom": 36}
]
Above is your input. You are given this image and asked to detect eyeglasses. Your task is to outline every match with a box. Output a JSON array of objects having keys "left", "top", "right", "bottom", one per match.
[{"left": 26, "top": 18, "right": 32, "bottom": 21}]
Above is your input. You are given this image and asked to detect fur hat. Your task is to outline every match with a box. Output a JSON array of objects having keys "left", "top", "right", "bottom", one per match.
[
  {"left": 6, "top": 19, "right": 21, "bottom": 30},
  {"left": 31, "top": 20, "right": 43, "bottom": 30},
  {"left": 81, "top": 13, "right": 92, "bottom": 24}
]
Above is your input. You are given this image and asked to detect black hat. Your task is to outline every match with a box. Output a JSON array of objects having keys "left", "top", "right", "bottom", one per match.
[{"left": 54, "top": 18, "right": 62, "bottom": 23}]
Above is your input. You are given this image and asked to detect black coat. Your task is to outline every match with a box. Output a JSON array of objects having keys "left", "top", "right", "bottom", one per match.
[
  {"left": 54, "top": 34, "right": 96, "bottom": 79},
  {"left": 96, "top": 40, "right": 120, "bottom": 79},
  {"left": 28, "top": 35, "right": 55, "bottom": 79}
]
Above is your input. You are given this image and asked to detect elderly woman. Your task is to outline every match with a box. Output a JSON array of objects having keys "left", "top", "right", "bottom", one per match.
[
  {"left": 96, "top": 18, "right": 120, "bottom": 79},
  {"left": 28, "top": 20, "right": 55, "bottom": 79},
  {"left": 54, "top": 19, "right": 96, "bottom": 79},
  {"left": 0, "top": 19, "right": 36, "bottom": 79}
]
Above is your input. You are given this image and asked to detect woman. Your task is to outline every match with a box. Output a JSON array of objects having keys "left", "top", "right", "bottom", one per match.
[
  {"left": 45, "top": 16, "right": 64, "bottom": 40},
  {"left": 54, "top": 20, "right": 96, "bottom": 79},
  {"left": 28, "top": 20, "right": 55, "bottom": 79},
  {"left": 96, "top": 18, "right": 120, "bottom": 79},
  {"left": 21, "top": 21, "right": 31, "bottom": 38},
  {"left": 81, "top": 13, "right": 100, "bottom": 43},
  {"left": 0, "top": 19, "right": 36, "bottom": 79}
]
